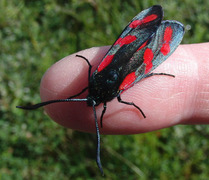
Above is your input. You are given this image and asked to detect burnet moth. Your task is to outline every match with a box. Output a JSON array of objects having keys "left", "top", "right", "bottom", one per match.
[{"left": 17, "top": 5, "right": 184, "bottom": 175}]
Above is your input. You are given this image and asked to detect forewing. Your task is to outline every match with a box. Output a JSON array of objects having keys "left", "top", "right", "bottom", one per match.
[
  {"left": 137, "top": 20, "right": 185, "bottom": 76},
  {"left": 97, "top": 5, "right": 163, "bottom": 72},
  {"left": 119, "top": 20, "right": 184, "bottom": 90}
]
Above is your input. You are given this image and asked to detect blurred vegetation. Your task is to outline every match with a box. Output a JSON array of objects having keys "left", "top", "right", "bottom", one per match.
[{"left": 1, "top": 0, "right": 209, "bottom": 179}]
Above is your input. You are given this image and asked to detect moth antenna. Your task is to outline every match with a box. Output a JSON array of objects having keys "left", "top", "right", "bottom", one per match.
[
  {"left": 16, "top": 98, "right": 88, "bottom": 110},
  {"left": 92, "top": 101, "right": 104, "bottom": 176},
  {"left": 76, "top": 54, "right": 92, "bottom": 82}
]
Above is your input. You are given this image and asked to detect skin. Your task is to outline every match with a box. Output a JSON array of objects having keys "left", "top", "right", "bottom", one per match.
[{"left": 40, "top": 43, "right": 209, "bottom": 135}]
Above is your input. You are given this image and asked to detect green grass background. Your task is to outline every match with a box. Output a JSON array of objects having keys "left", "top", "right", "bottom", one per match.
[{"left": 1, "top": 0, "right": 209, "bottom": 179}]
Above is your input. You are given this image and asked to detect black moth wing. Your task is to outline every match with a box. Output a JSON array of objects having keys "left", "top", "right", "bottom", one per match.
[
  {"left": 133, "top": 20, "right": 185, "bottom": 84},
  {"left": 111, "top": 5, "right": 163, "bottom": 46},
  {"left": 88, "top": 5, "right": 164, "bottom": 104},
  {"left": 96, "top": 5, "right": 163, "bottom": 74}
]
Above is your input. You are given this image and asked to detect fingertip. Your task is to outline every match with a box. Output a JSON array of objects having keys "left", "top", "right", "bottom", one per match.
[
  {"left": 37, "top": 44, "right": 204, "bottom": 134},
  {"left": 39, "top": 46, "right": 110, "bottom": 132},
  {"left": 40, "top": 46, "right": 110, "bottom": 100}
]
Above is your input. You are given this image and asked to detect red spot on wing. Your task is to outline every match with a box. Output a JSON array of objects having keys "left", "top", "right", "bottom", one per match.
[
  {"left": 144, "top": 48, "right": 154, "bottom": 74},
  {"left": 114, "top": 35, "right": 137, "bottom": 47},
  {"left": 114, "top": 37, "right": 122, "bottom": 45},
  {"left": 129, "top": 14, "right": 158, "bottom": 28},
  {"left": 164, "top": 26, "right": 173, "bottom": 42},
  {"left": 97, "top": 55, "right": 114, "bottom": 72},
  {"left": 129, "top": 20, "right": 142, "bottom": 28},
  {"left": 160, "top": 26, "right": 173, "bottom": 55},
  {"left": 142, "top": 14, "right": 158, "bottom": 24},
  {"left": 137, "top": 40, "right": 148, "bottom": 51},
  {"left": 119, "top": 72, "right": 136, "bottom": 90},
  {"left": 161, "top": 43, "right": 170, "bottom": 56}
]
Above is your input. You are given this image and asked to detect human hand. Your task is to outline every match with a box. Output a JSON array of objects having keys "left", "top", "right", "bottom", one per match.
[{"left": 40, "top": 43, "right": 209, "bottom": 134}]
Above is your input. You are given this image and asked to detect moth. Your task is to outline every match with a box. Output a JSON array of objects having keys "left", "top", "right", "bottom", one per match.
[{"left": 17, "top": 5, "right": 184, "bottom": 175}]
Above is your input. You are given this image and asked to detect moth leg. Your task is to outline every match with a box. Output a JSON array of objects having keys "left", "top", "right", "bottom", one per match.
[
  {"left": 100, "top": 102, "right": 107, "bottom": 128},
  {"left": 145, "top": 72, "right": 175, "bottom": 78},
  {"left": 117, "top": 95, "right": 146, "bottom": 118}
]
